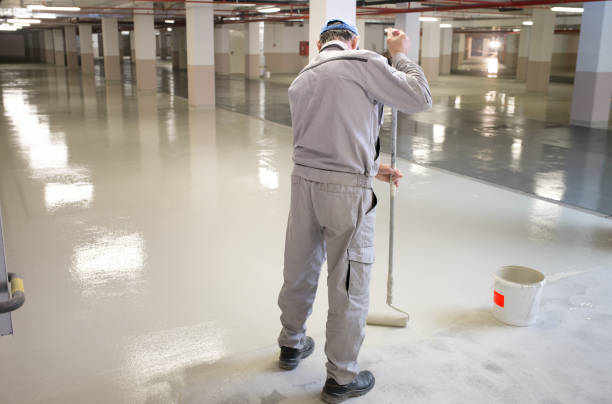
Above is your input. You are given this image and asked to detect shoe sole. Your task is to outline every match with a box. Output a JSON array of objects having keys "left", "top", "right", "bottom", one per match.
[
  {"left": 320, "top": 380, "right": 375, "bottom": 404},
  {"left": 278, "top": 341, "right": 315, "bottom": 370}
]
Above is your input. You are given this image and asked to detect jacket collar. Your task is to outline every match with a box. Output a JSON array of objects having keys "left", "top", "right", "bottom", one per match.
[{"left": 320, "top": 40, "right": 350, "bottom": 52}]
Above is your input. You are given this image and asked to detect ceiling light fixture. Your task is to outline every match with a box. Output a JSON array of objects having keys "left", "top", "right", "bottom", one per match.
[
  {"left": 513, "top": 28, "right": 521, "bottom": 32},
  {"left": 7, "top": 18, "right": 41, "bottom": 24},
  {"left": 522, "top": 21, "right": 533, "bottom": 26},
  {"left": 419, "top": 17, "right": 439, "bottom": 22},
  {"left": 0, "top": 23, "right": 19, "bottom": 31},
  {"left": 32, "top": 14, "right": 57, "bottom": 19},
  {"left": 27, "top": 5, "right": 81, "bottom": 12},
  {"left": 440, "top": 23, "right": 452, "bottom": 28},
  {"left": 258, "top": 7, "right": 281, "bottom": 13},
  {"left": 165, "top": 19, "right": 175, "bottom": 24},
  {"left": 551, "top": 7, "right": 583, "bottom": 13}
]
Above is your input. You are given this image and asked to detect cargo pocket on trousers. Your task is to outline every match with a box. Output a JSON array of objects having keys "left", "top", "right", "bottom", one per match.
[{"left": 345, "top": 246, "right": 375, "bottom": 297}]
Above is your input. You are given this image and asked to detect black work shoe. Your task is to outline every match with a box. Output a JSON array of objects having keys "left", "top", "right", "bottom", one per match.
[
  {"left": 278, "top": 336, "right": 315, "bottom": 370},
  {"left": 321, "top": 370, "right": 375, "bottom": 403}
]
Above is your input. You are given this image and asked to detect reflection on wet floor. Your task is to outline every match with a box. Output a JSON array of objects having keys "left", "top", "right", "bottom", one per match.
[
  {"left": 19, "top": 60, "right": 612, "bottom": 217},
  {"left": 154, "top": 61, "right": 612, "bottom": 217}
]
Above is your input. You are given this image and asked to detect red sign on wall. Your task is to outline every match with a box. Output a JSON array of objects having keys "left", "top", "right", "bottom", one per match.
[{"left": 299, "top": 41, "right": 309, "bottom": 56}]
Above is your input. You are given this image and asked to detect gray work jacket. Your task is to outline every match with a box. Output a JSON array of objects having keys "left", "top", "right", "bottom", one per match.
[{"left": 289, "top": 40, "right": 432, "bottom": 187}]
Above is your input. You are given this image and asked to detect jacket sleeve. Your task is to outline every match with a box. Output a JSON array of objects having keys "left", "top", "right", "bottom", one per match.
[{"left": 364, "top": 52, "right": 432, "bottom": 114}]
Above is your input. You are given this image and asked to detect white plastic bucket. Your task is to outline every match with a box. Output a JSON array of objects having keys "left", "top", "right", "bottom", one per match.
[{"left": 492, "top": 266, "right": 546, "bottom": 326}]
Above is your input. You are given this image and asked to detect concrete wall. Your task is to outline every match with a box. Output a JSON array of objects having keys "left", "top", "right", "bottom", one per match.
[
  {"left": 264, "top": 23, "right": 308, "bottom": 73},
  {"left": 0, "top": 33, "right": 27, "bottom": 62},
  {"left": 552, "top": 32, "right": 579, "bottom": 71},
  {"left": 364, "top": 24, "right": 385, "bottom": 53}
]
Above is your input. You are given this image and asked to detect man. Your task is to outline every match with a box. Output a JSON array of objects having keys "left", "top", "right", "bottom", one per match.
[{"left": 277, "top": 19, "right": 432, "bottom": 403}]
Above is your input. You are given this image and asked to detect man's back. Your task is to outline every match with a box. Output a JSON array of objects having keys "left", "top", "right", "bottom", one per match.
[{"left": 289, "top": 40, "right": 432, "bottom": 181}]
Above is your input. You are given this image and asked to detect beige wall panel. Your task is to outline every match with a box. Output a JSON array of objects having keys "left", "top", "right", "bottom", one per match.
[
  {"left": 104, "top": 55, "right": 121, "bottom": 81},
  {"left": 136, "top": 59, "right": 156, "bottom": 90},
  {"left": 526, "top": 61, "right": 552, "bottom": 92},
  {"left": 421, "top": 57, "right": 439, "bottom": 83},
  {"left": 264, "top": 53, "right": 308, "bottom": 73},
  {"left": 188, "top": 64, "right": 215, "bottom": 107}
]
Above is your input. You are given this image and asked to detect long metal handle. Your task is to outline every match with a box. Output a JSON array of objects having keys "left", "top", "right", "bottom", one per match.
[{"left": 387, "top": 108, "right": 397, "bottom": 306}]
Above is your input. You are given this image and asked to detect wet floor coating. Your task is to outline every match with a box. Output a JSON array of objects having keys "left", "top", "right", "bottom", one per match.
[
  {"left": 0, "top": 63, "right": 611, "bottom": 403},
  {"left": 152, "top": 61, "right": 612, "bottom": 217}
]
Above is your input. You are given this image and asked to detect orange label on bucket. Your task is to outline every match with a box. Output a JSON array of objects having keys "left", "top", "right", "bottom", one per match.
[{"left": 494, "top": 290, "right": 504, "bottom": 307}]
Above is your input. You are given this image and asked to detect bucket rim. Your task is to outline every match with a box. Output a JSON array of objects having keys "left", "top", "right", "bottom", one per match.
[{"left": 493, "top": 265, "right": 546, "bottom": 288}]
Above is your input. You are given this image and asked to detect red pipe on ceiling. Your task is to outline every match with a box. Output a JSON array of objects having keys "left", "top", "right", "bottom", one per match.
[{"left": 356, "top": 0, "right": 601, "bottom": 16}]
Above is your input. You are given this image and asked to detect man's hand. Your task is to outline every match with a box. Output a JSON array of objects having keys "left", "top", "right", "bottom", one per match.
[
  {"left": 386, "top": 28, "right": 410, "bottom": 58},
  {"left": 376, "top": 164, "right": 404, "bottom": 187}
]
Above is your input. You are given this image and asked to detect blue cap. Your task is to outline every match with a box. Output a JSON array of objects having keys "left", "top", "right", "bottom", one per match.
[{"left": 320, "top": 19, "right": 359, "bottom": 36}]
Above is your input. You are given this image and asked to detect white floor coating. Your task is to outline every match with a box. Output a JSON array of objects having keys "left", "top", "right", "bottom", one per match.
[{"left": 0, "top": 78, "right": 611, "bottom": 403}]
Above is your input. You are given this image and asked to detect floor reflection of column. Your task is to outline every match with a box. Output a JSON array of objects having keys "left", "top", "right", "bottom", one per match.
[
  {"left": 137, "top": 93, "right": 161, "bottom": 192},
  {"left": 55, "top": 68, "right": 68, "bottom": 105},
  {"left": 81, "top": 76, "right": 99, "bottom": 119},
  {"left": 105, "top": 82, "right": 124, "bottom": 148},
  {"left": 188, "top": 109, "right": 217, "bottom": 212}
]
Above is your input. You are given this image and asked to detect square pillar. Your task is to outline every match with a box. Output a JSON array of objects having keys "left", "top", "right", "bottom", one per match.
[
  {"left": 421, "top": 20, "right": 440, "bottom": 83},
  {"left": 43, "top": 30, "right": 54, "bottom": 64},
  {"left": 178, "top": 28, "right": 187, "bottom": 70},
  {"left": 130, "top": 32, "right": 136, "bottom": 62},
  {"left": 160, "top": 31, "right": 169, "bottom": 60},
  {"left": 439, "top": 26, "right": 452, "bottom": 75},
  {"left": 38, "top": 31, "right": 46, "bottom": 62},
  {"left": 134, "top": 3, "right": 157, "bottom": 90},
  {"left": 356, "top": 19, "right": 366, "bottom": 50},
  {"left": 570, "top": 1, "right": 612, "bottom": 128},
  {"left": 64, "top": 26, "right": 78, "bottom": 69},
  {"left": 309, "top": 0, "right": 356, "bottom": 61},
  {"left": 395, "top": 7, "right": 420, "bottom": 63},
  {"left": 214, "top": 25, "right": 230, "bottom": 74},
  {"left": 504, "top": 33, "right": 519, "bottom": 69},
  {"left": 79, "top": 24, "right": 94, "bottom": 73},
  {"left": 516, "top": 27, "right": 530, "bottom": 80},
  {"left": 186, "top": 3, "right": 215, "bottom": 107},
  {"left": 102, "top": 18, "right": 121, "bottom": 81},
  {"left": 526, "top": 10, "right": 555, "bottom": 92},
  {"left": 172, "top": 29, "right": 181, "bottom": 69},
  {"left": 245, "top": 22, "right": 263, "bottom": 78},
  {"left": 52, "top": 29, "right": 65, "bottom": 66}
]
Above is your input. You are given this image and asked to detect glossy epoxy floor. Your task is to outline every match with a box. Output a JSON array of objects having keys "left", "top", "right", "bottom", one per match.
[{"left": 1, "top": 64, "right": 612, "bottom": 403}]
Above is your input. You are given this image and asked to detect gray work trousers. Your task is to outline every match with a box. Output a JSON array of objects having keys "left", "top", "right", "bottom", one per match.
[{"left": 278, "top": 174, "right": 377, "bottom": 385}]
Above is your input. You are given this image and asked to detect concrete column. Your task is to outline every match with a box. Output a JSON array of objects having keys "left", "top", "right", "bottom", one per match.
[
  {"left": 395, "top": 11, "right": 420, "bottom": 63},
  {"left": 102, "top": 18, "right": 121, "bottom": 81},
  {"left": 504, "top": 33, "right": 519, "bottom": 69},
  {"left": 526, "top": 10, "right": 555, "bottom": 92},
  {"left": 439, "top": 26, "right": 452, "bottom": 75},
  {"left": 451, "top": 32, "right": 465, "bottom": 70},
  {"left": 38, "top": 31, "right": 46, "bottom": 62},
  {"left": 309, "top": 0, "right": 356, "bottom": 61},
  {"left": 134, "top": 3, "right": 157, "bottom": 90},
  {"left": 79, "top": 24, "right": 94, "bottom": 73},
  {"left": 466, "top": 36, "right": 472, "bottom": 59},
  {"left": 421, "top": 20, "right": 440, "bottom": 83},
  {"left": 570, "top": 1, "right": 612, "bottom": 128},
  {"left": 64, "top": 26, "right": 78, "bottom": 68},
  {"left": 43, "top": 30, "right": 54, "bottom": 64},
  {"left": 160, "top": 31, "right": 168, "bottom": 60},
  {"left": 356, "top": 19, "right": 366, "bottom": 49},
  {"left": 245, "top": 22, "right": 263, "bottom": 78},
  {"left": 186, "top": 2, "right": 215, "bottom": 107},
  {"left": 178, "top": 28, "right": 187, "bottom": 70},
  {"left": 214, "top": 25, "right": 230, "bottom": 74},
  {"left": 517, "top": 27, "right": 530, "bottom": 80},
  {"left": 52, "top": 29, "right": 65, "bottom": 66},
  {"left": 130, "top": 32, "right": 136, "bottom": 62},
  {"left": 172, "top": 29, "right": 181, "bottom": 69}
]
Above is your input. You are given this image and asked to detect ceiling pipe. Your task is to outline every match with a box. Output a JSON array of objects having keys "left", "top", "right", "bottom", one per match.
[{"left": 356, "top": 0, "right": 600, "bottom": 16}]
